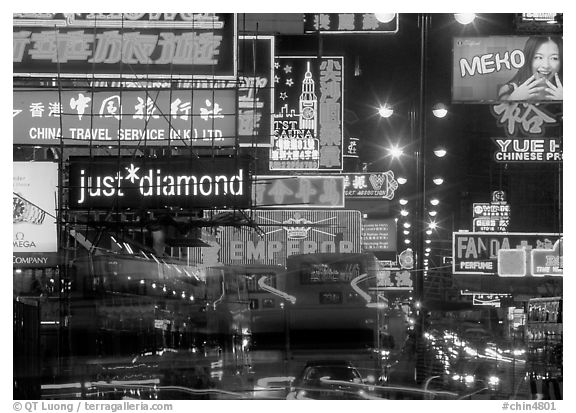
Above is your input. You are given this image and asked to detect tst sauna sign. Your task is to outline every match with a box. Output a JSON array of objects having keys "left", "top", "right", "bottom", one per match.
[{"left": 68, "top": 157, "right": 250, "bottom": 209}]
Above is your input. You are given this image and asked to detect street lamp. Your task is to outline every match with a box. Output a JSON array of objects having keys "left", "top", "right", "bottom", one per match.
[
  {"left": 432, "top": 103, "right": 448, "bottom": 118},
  {"left": 375, "top": 13, "right": 397, "bottom": 24},
  {"left": 454, "top": 13, "right": 476, "bottom": 25},
  {"left": 378, "top": 104, "right": 394, "bottom": 118}
]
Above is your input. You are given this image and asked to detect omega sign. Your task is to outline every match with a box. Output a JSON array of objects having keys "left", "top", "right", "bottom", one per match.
[{"left": 68, "top": 156, "right": 250, "bottom": 209}]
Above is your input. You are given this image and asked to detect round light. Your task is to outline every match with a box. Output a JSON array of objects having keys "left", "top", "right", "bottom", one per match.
[
  {"left": 388, "top": 145, "right": 404, "bottom": 158},
  {"left": 378, "top": 105, "right": 394, "bottom": 118},
  {"left": 403, "top": 222, "right": 411, "bottom": 229},
  {"left": 432, "top": 103, "right": 448, "bottom": 118},
  {"left": 426, "top": 229, "right": 432, "bottom": 235},
  {"left": 425, "top": 239, "right": 432, "bottom": 244},
  {"left": 428, "top": 222, "right": 438, "bottom": 230},
  {"left": 454, "top": 13, "right": 476, "bottom": 25},
  {"left": 400, "top": 209, "right": 409, "bottom": 217},
  {"left": 430, "top": 199, "right": 440, "bottom": 206},
  {"left": 399, "top": 198, "right": 408, "bottom": 205},
  {"left": 425, "top": 247, "right": 431, "bottom": 252},
  {"left": 404, "top": 239, "right": 411, "bottom": 244},
  {"left": 434, "top": 148, "right": 447, "bottom": 158},
  {"left": 403, "top": 230, "right": 410, "bottom": 235},
  {"left": 397, "top": 177, "right": 408, "bottom": 185},
  {"left": 433, "top": 177, "right": 444, "bottom": 185},
  {"left": 424, "top": 252, "right": 430, "bottom": 257},
  {"left": 374, "top": 13, "right": 396, "bottom": 24},
  {"left": 428, "top": 211, "right": 437, "bottom": 217}
]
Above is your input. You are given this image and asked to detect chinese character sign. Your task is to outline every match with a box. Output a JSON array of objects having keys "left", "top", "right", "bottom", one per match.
[
  {"left": 271, "top": 56, "right": 344, "bottom": 170},
  {"left": 253, "top": 175, "right": 344, "bottom": 208},
  {"left": 343, "top": 172, "right": 398, "bottom": 199},
  {"left": 13, "top": 13, "right": 236, "bottom": 78},
  {"left": 13, "top": 90, "right": 236, "bottom": 146},
  {"left": 303, "top": 13, "right": 398, "bottom": 33},
  {"left": 237, "top": 36, "right": 274, "bottom": 146},
  {"left": 453, "top": 36, "right": 563, "bottom": 103}
]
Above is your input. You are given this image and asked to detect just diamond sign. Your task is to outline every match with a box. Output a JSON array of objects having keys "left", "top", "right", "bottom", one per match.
[{"left": 68, "top": 156, "right": 251, "bottom": 210}]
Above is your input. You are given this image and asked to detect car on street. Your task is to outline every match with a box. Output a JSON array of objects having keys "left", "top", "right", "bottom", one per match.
[{"left": 286, "top": 360, "right": 367, "bottom": 400}]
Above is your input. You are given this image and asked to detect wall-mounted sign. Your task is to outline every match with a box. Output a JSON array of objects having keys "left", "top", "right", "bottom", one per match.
[
  {"left": 472, "top": 191, "right": 511, "bottom": 232},
  {"left": 13, "top": 162, "right": 59, "bottom": 267},
  {"left": 344, "top": 137, "right": 359, "bottom": 158},
  {"left": 13, "top": 90, "right": 236, "bottom": 146},
  {"left": 68, "top": 156, "right": 251, "bottom": 210},
  {"left": 271, "top": 56, "right": 344, "bottom": 171},
  {"left": 452, "top": 232, "right": 562, "bottom": 276},
  {"left": 453, "top": 36, "right": 563, "bottom": 103},
  {"left": 13, "top": 13, "right": 237, "bottom": 78},
  {"left": 304, "top": 13, "right": 398, "bottom": 34},
  {"left": 194, "top": 210, "right": 361, "bottom": 266},
  {"left": 361, "top": 218, "right": 397, "bottom": 252},
  {"left": 237, "top": 36, "right": 274, "bottom": 147},
  {"left": 342, "top": 172, "right": 398, "bottom": 199},
  {"left": 515, "top": 13, "right": 562, "bottom": 33},
  {"left": 253, "top": 175, "right": 344, "bottom": 208},
  {"left": 492, "top": 137, "right": 562, "bottom": 162},
  {"left": 60, "top": 36, "right": 274, "bottom": 147},
  {"left": 461, "top": 291, "right": 511, "bottom": 307},
  {"left": 490, "top": 103, "right": 560, "bottom": 138},
  {"left": 499, "top": 238, "right": 563, "bottom": 277},
  {"left": 370, "top": 266, "right": 413, "bottom": 291}
]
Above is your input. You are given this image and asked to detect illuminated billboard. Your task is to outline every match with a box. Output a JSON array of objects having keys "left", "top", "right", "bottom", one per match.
[
  {"left": 195, "top": 210, "right": 362, "bottom": 266},
  {"left": 13, "top": 89, "right": 236, "bottom": 146},
  {"left": 303, "top": 13, "right": 398, "bottom": 34},
  {"left": 453, "top": 36, "right": 563, "bottom": 103},
  {"left": 271, "top": 56, "right": 344, "bottom": 171},
  {"left": 492, "top": 137, "right": 562, "bottom": 162},
  {"left": 13, "top": 13, "right": 237, "bottom": 78},
  {"left": 13, "top": 162, "right": 59, "bottom": 267},
  {"left": 253, "top": 175, "right": 344, "bottom": 208},
  {"left": 452, "top": 232, "right": 562, "bottom": 276},
  {"left": 68, "top": 156, "right": 251, "bottom": 210}
]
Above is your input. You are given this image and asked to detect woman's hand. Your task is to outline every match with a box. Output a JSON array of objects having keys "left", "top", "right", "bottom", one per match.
[
  {"left": 507, "top": 75, "right": 546, "bottom": 100},
  {"left": 545, "top": 74, "right": 563, "bottom": 100}
]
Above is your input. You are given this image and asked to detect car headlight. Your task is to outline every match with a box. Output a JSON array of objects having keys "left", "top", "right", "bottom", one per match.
[
  {"left": 452, "top": 374, "right": 461, "bottom": 381},
  {"left": 464, "top": 375, "right": 474, "bottom": 384},
  {"left": 488, "top": 376, "right": 500, "bottom": 386}
]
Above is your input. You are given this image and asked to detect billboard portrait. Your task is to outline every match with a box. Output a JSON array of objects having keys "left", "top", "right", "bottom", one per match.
[{"left": 453, "top": 36, "right": 563, "bottom": 103}]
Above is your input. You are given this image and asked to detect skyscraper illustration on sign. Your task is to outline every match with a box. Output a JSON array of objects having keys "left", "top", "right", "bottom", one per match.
[{"left": 299, "top": 61, "right": 318, "bottom": 134}]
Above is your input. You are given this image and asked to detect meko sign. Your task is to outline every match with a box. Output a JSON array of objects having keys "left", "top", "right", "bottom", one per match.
[
  {"left": 13, "top": 90, "right": 236, "bottom": 146},
  {"left": 271, "top": 56, "right": 344, "bottom": 171},
  {"left": 253, "top": 175, "right": 344, "bottom": 208},
  {"left": 452, "top": 232, "right": 562, "bottom": 276},
  {"left": 202, "top": 210, "right": 362, "bottom": 266},
  {"left": 13, "top": 13, "right": 237, "bottom": 78},
  {"left": 68, "top": 156, "right": 251, "bottom": 210},
  {"left": 452, "top": 36, "right": 563, "bottom": 103}
]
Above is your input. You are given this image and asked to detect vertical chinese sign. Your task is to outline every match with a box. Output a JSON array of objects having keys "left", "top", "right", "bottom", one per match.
[{"left": 271, "top": 56, "right": 344, "bottom": 171}]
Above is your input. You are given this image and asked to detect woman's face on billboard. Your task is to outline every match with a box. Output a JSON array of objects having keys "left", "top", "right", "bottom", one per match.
[{"left": 531, "top": 40, "right": 560, "bottom": 82}]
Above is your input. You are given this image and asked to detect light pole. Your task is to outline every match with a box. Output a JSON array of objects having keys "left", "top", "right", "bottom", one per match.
[{"left": 413, "top": 13, "right": 430, "bottom": 384}]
